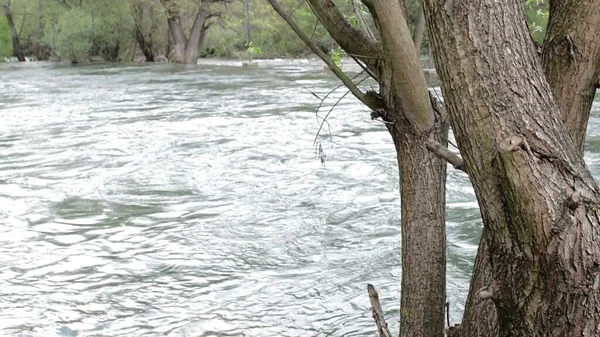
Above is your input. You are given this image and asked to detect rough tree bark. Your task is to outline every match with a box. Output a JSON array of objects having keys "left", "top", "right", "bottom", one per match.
[
  {"left": 447, "top": 1, "right": 600, "bottom": 336},
  {"left": 160, "top": 0, "right": 212, "bottom": 64},
  {"left": 542, "top": 0, "right": 600, "bottom": 155},
  {"left": 425, "top": 0, "right": 600, "bottom": 336},
  {"left": 2, "top": 2, "right": 25, "bottom": 62},
  {"left": 270, "top": 0, "right": 450, "bottom": 336}
]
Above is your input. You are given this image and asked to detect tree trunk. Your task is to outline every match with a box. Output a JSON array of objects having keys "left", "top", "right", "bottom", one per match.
[
  {"left": 167, "top": 19, "right": 186, "bottom": 63},
  {"left": 135, "top": 27, "right": 155, "bottom": 62},
  {"left": 372, "top": 0, "right": 447, "bottom": 333},
  {"left": 448, "top": 1, "right": 600, "bottom": 336},
  {"left": 161, "top": 0, "right": 187, "bottom": 63},
  {"left": 447, "top": 232, "right": 497, "bottom": 337},
  {"left": 390, "top": 105, "right": 448, "bottom": 337},
  {"left": 2, "top": 3, "right": 25, "bottom": 62},
  {"left": 161, "top": 0, "right": 210, "bottom": 64},
  {"left": 411, "top": 3, "right": 426, "bottom": 57},
  {"left": 424, "top": 0, "right": 600, "bottom": 336},
  {"left": 542, "top": 0, "right": 600, "bottom": 155},
  {"left": 183, "top": 12, "right": 208, "bottom": 65},
  {"left": 35, "top": 0, "right": 44, "bottom": 60},
  {"left": 266, "top": 0, "right": 450, "bottom": 335},
  {"left": 131, "top": 3, "right": 155, "bottom": 62}
]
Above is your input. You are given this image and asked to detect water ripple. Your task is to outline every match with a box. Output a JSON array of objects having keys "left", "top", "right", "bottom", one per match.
[{"left": 1, "top": 61, "right": 599, "bottom": 336}]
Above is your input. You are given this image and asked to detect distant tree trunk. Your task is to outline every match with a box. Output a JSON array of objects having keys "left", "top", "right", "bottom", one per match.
[
  {"left": 35, "top": 0, "right": 44, "bottom": 60},
  {"left": 425, "top": 0, "right": 600, "bottom": 336},
  {"left": 132, "top": 3, "right": 155, "bottom": 62},
  {"left": 183, "top": 12, "right": 208, "bottom": 64},
  {"left": 160, "top": 0, "right": 210, "bottom": 64},
  {"left": 135, "top": 27, "right": 155, "bottom": 62},
  {"left": 2, "top": 3, "right": 25, "bottom": 62},
  {"left": 412, "top": 3, "right": 426, "bottom": 56}
]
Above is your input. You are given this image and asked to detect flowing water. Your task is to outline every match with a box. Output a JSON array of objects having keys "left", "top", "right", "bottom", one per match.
[{"left": 1, "top": 59, "right": 599, "bottom": 337}]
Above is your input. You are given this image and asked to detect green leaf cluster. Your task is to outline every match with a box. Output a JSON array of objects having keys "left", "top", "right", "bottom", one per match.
[{"left": 0, "top": 16, "right": 12, "bottom": 59}]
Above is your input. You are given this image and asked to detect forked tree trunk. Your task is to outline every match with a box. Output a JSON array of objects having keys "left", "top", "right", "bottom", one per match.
[
  {"left": 183, "top": 12, "right": 208, "bottom": 64},
  {"left": 447, "top": 1, "right": 600, "bottom": 336},
  {"left": 2, "top": 3, "right": 25, "bottom": 62},
  {"left": 424, "top": 0, "right": 600, "bottom": 336},
  {"left": 161, "top": 0, "right": 209, "bottom": 64},
  {"left": 371, "top": 0, "right": 447, "bottom": 333}
]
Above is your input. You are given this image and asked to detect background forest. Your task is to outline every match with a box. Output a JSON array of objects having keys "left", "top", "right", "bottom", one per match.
[{"left": 0, "top": 0, "right": 549, "bottom": 63}]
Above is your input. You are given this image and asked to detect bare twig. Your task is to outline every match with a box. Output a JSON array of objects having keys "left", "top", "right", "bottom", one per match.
[
  {"left": 367, "top": 284, "right": 393, "bottom": 337},
  {"left": 314, "top": 89, "right": 350, "bottom": 143},
  {"left": 267, "top": 0, "right": 380, "bottom": 111},
  {"left": 353, "top": 0, "right": 375, "bottom": 40},
  {"left": 313, "top": 72, "right": 369, "bottom": 144},
  {"left": 289, "top": 0, "right": 307, "bottom": 17},
  {"left": 53, "top": 0, "right": 72, "bottom": 9}
]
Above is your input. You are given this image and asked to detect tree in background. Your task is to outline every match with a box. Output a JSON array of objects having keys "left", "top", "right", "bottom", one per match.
[
  {"left": 2, "top": 0, "right": 24, "bottom": 61},
  {"left": 45, "top": 7, "right": 93, "bottom": 63},
  {"left": 0, "top": 15, "right": 12, "bottom": 58},
  {"left": 131, "top": 1, "right": 167, "bottom": 62},
  {"left": 160, "top": 0, "right": 224, "bottom": 64}
]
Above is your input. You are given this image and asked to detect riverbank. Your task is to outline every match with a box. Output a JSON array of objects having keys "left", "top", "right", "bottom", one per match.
[{"left": 1, "top": 56, "right": 440, "bottom": 85}]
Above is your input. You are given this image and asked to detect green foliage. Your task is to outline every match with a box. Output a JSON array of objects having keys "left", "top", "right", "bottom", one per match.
[
  {"left": 331, "top": 47, "right": 343, "bottom": 67},
  {"left": 0, "top": 0, "right": 553, "bottom": 63},
  {"left": 0, "top": 17, "right": 12, "bottom": 58},
  {"left": 89, "top": 1, "right": 135, "bottom": 61},
  {"left": 203, "top": 0, "right": 332, "bottom": 58},
  {"left": 46, "top": 8, "right": 94, "bottom": 62},
  {"left": 246, "top": 41, "right": 262, "bottom": 60},
  {"left": 525, "top": 0, "right": 549, "bottom": 43}
]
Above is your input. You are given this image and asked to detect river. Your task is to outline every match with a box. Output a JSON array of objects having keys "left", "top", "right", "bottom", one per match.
[{"left": 1, "top": 59, "right": 599, "bottom": 337}]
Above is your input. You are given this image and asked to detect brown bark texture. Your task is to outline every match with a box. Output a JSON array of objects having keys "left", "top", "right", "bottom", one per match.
[
  {"left": 2, "top": 3, "right": 25, "bottom": 62},
  {"left": 542, "top": 0, "right": 600, "bottom": 155},
  {"left": 424, "top": 0, "right": 600, "bottom": 336},
  {"left": 390, "top": 100, "right": 448, "bottom": 337},
  {"left": 450, "top": 1, "right": 600, "bottom": 336}
]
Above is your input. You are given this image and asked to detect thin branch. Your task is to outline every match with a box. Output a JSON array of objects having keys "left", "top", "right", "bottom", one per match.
[
  {"left": 267, "top": 0, "right": 379, "bottom": 111},
  {"left": 425, "top": 140, "right": 465, "bottom": 172},
  {"left": 353, "top": 0, "right": 375, "bottom": 40},
  {"left": 289, "top": 0, "right": 307, "bottom": 17},
  {"left": 313, "top": 72, "right": 369, "bottom": 144},
  {"left": 17, "top": 7, "right": 25, "bottom": 37},
  {"left": 349, "top": 54, "right": 378, "bottom": 81},
  {"left": 367, "top": 284, "right": 393, "bottom": 337},
  {"left": 314, "top": 89, "right": 350, "bottom": 143},
  {"left": 53, "top": 0, "right": 72, "bottom": 9},
  {"left": 373, "top": 0, "right": 434, "bottom": 133}
]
